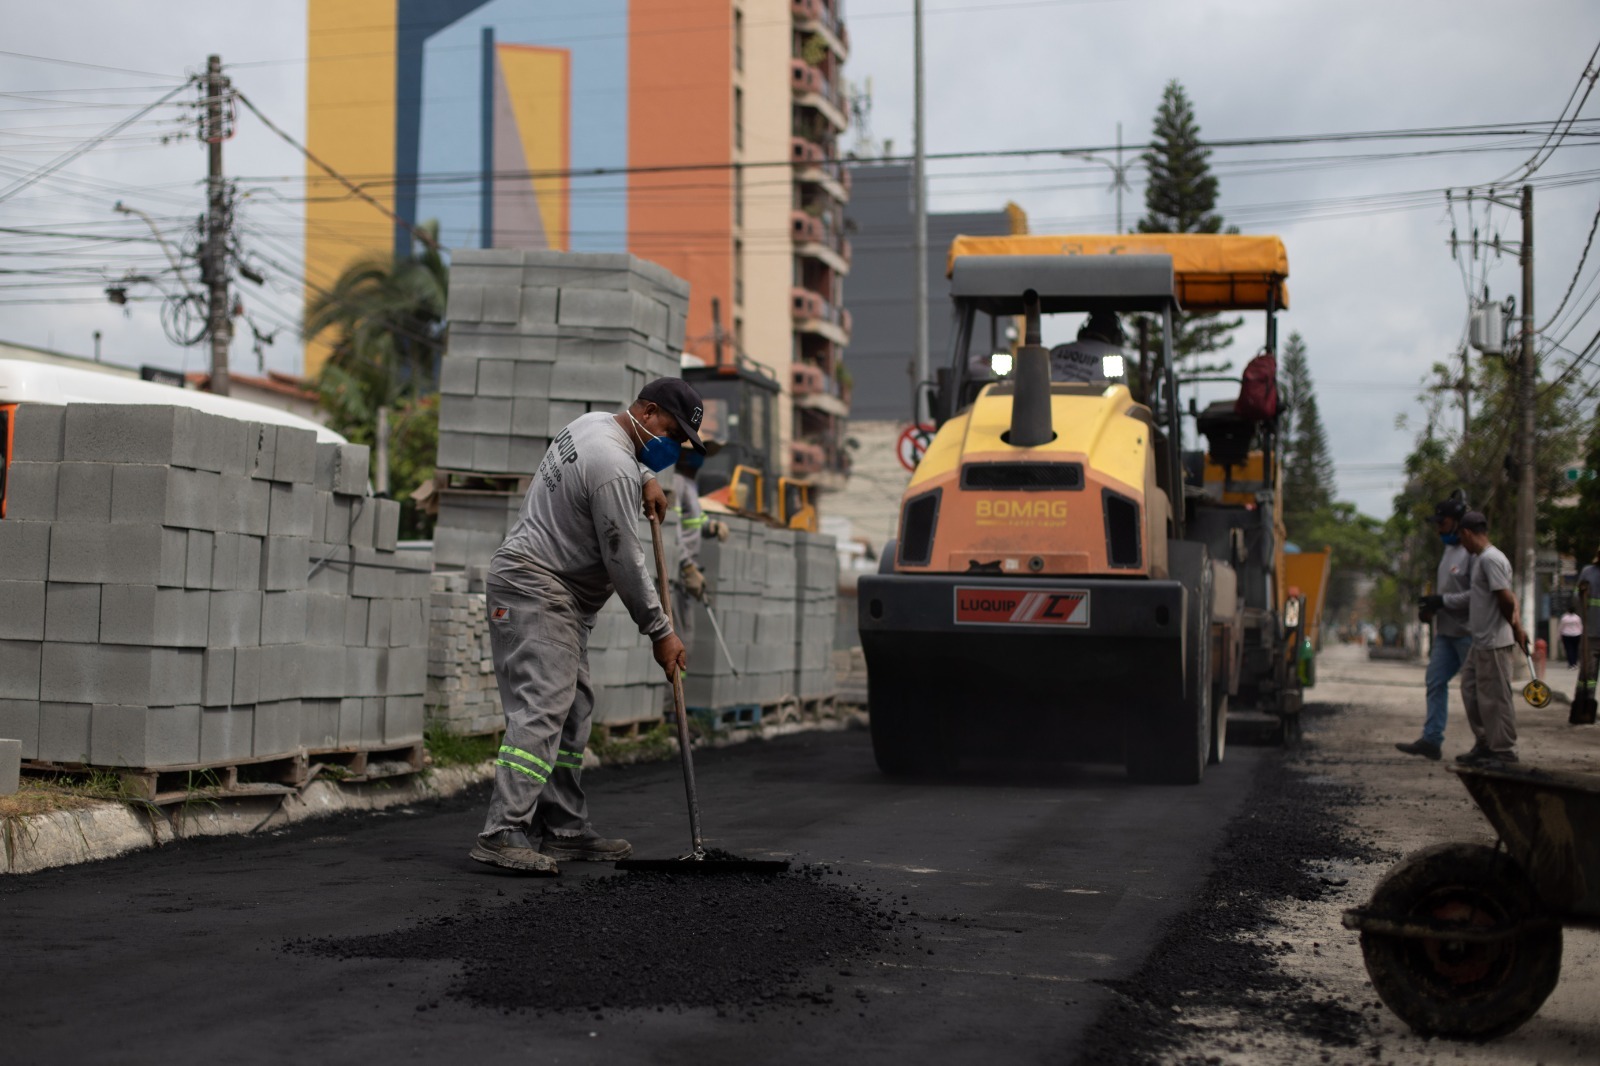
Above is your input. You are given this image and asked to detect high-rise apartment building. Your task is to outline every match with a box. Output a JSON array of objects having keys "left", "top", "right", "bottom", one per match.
[{"left": 302, "top": 0, "right": 851, "bottom": 486}]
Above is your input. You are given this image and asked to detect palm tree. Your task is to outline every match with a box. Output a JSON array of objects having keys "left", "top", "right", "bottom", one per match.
[{"left": 304, "top": 221, "right": 447, "bottom": 504}]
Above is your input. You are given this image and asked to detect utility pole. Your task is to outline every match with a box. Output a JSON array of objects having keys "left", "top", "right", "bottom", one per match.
[
  {"left": 201, "top": 55, "right": 232, "bottom": 396},
  {"left": 911, "top": 0, "right": 929, "bottom": 419},
  {"left": 1517, "top": 184, "right": 1536, "bottom": 639}
]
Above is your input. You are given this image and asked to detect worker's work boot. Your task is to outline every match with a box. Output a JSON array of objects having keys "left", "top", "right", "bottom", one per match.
[
  {"left": 1455, "top": 742, "right": 1492, "bottom": 765},
  {"left": 540, "top": 830, "right": 633, "bottom": 862},
  {"left": 470, "top": 830, "right": 560, "bottom": 875},
  {"left": 1394, "top": 739, "right": 1442, "bottom": 761}
]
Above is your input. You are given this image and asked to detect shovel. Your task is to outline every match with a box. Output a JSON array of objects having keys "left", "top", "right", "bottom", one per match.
[
  {"left": 1574, "top": 582, "right": 1597, "bottom": 725},
  {"left": 614, "top": 513, "right": 788, "bottom": 876}
]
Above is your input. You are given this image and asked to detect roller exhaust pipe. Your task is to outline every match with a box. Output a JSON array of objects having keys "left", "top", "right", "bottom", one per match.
[{"left": 1008, "top": 289, "right": 1054, "bottom": 447}]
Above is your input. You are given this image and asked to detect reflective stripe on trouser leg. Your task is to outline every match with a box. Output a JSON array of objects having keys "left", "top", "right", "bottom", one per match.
[
  {"left": 534, "top": 647, "right": 596, "bottom": 837},
  {"left": 480, "top": 574, "right": 590, "bottom": 839}
]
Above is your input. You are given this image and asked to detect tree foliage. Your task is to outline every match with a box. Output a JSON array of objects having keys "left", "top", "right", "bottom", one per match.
[
  {"left": 1280, "top": 332, "right": 1336, "bottom": 535},
  {"left": 1136, "top": 79, "right": 1241, "bottom": 369},
  {"left": 303, "top": 221, "right": 447, "bottom": 538}
]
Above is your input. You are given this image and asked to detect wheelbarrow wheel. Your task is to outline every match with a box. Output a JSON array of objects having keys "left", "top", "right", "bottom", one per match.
[{"left": 1359, "top": 842, "right": 1561, "bottom": 1041}]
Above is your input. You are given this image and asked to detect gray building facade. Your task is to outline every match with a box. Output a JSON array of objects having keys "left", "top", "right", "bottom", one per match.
[{"left": 842, "top": 163, "right": 1019, "bottom": 422}]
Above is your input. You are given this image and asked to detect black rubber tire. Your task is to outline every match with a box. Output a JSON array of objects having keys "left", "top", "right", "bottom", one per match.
[
  {"left": 1359, "top": 842, "right": 1562, "bottom": 1041},
  {"left": 1127, "top": 543, "right": 1211, "bottom": 785},
  {"left": 1209, "top": 691, "right": 1228, "bottom": 765},
  {"left": 867, "top": 678, "right": 949, "bottom": 777}
]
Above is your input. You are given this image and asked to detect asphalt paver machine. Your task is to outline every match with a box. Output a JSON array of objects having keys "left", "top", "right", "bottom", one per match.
[{"left": 858, "top": 234, "right": 1315, "bottom": 783}]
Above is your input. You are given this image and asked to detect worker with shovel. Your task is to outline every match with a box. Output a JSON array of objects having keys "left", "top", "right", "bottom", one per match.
[{"left": 471, "top": 379, "right": 707, "bottom": 875}]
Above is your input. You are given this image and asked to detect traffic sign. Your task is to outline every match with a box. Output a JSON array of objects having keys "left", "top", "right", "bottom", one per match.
[{"left": 897, "top": 424, "right": 936, "bottom": 472}]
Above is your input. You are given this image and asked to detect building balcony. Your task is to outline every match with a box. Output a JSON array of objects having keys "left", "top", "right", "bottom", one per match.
[
  {"left": 790, "top": 211, "right": 851, "bottom": 275},
  {"left": 792, "top": 0, "right": 849, "bottom": 61},
  {"left": 791, "top": 288, "right": 851, "bottom": 346},
  {"left": 791, "top": 363, "right": 851, "bottom": 417},
  {"left": 790, "top": 440, "right": 826, "bottom": 476},
  {"left": 793, "top": 152, "right": 850, "bottom": 205},
  {"left": 790, "top": 59, "right": 849, "bottom": 132}
]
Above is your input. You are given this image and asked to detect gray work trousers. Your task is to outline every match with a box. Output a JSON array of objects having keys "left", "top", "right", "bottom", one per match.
[
  {"left": 1461, "top": 643, "right": 1519, "bottom": 755},
  {"left": 480, "top": 572, "right": 595, "bottom": 843}
]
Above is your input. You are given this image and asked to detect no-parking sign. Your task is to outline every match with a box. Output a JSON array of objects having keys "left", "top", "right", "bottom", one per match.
[{"left": 897, "top": 424, "right": 936, "bottom": 471}]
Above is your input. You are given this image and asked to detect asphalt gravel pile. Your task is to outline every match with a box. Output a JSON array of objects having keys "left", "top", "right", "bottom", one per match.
[
  {"left": 291, "top": 864, "right": 893, "bottom": 1016},
  {"left": 1073, "top": 704, "right": 1383, "bottom": 1065}
]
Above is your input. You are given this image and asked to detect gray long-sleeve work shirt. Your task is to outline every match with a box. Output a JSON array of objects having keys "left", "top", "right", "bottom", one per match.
[
  {"left": 1433, "top": 542, "right": 1473, "bottom": 639},
  {"left": 490, "top": 412, "right": 671, "bottom": 641}
]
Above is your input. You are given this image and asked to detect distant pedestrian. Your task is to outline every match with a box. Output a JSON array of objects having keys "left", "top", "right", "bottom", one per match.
[
  {"left": 1453, "top": 511, "right": 1528, "bottom": 766},
  {"left": 1559, "top": 607, "right": 1584, "bottom": 668},
  {"left": 1396, "top": 494, "right": 1473, "bottom": 761},
  {"left": 1578, "top": 549, "right": 1600, "bottom": 707}
]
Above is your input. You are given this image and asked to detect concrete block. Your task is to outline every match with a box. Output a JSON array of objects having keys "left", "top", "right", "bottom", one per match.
[
  {"left": 509, "top": 436, "right": 548, "bottom": 474},
  {"left": 182, "top": 411, "right": 230, "bottom": 473},
  {"left": 11, "top": 404, "right": 65, "bottom": 461},
  {"left": 55, "top": 462, "right": 114, "bottom": 523},
  {"left": 389, "top": 597, "right": 423, "bottom": 649},
  {"left": 261, "top": 535, "right": 311, "bottom": 591},
  {"left": 64, "top": 404, "right": 190, "bottom": 465},
  {"left": 519, "top": 285, "right": 558, "bottom": 329},
  {"left": 481, "top": 284, "right": 520, "bottom": 325},
  {"left": 99, "top": 586, "right": 210, "bottom": 647},
  {"left": 445, "top": 282, "right": 483, "bottom": 323},
  {"left": 557, "top": 287, "right": 634, "bottom": 329},
  {"left": 473, "top": 433, "right": 511, "bottom": 473},
  {"left": 310, "top": 491, "right": 329, "bottom": 543},
  {"left": 0, "top": 580, "right": 45, "bottom": 640},
  {"left": 345, "top": 647, "right": 385, "bottom": 698},
  {"left": 338, "top": 697, "right": 364, "bottom": 745},
  {"left": 257, "top": 645, "right": 305, "bottom": 703},
  {"left": 0, "top": 639, "right": 42, "bottom": 699},
  {"left": 200, "top": 706, "right": 253, "bottom": 763},
  {"left": 0, "top": 520, "right": 51, "bottom": 581},
  {"left": 232, "top": 645, "right": 261, "bottom": 705},
  {"left": 511, "top": 397, "right": 551, "bottom": 437},
  {"left": 513, "top": 361, "right": 553, "bottom": 397},
  {"left": 301, "top": 697, "right": 340, "bottom": 749},
  {"left": 308, "top": 544, "right": 349, "bottom": 595},
  {"left": 216, "top": 416, "right": 252, "bottom": 477},
  {"left": 332, "top": 444, "right": 369, "bottom": 495},
  {"left": 324, "top": 493, "right": 354, "bottom": 542},
  {"left": 37, "top": 701, "right": 91, "bottom": 763},
  {"left": 477, "top": 359, "right": 514, "bottom": 397},
  {"left": 48, "top": 523, "right": 183, "bottom": 586},
  {"left": 343, "top": 597, "right": 368, "bottom": 645},
  {"left": 346, "top": 498, "right": 376, "bottom": 549},
  {"left": 273, "top": 426, "right": 317, "bottom": 484},
  {"left": 106, "top": 462, "right": 214, "bottom": 530},
  {"left": 374, "top": 499, "right": 400, "bottom": 552},
  {"left": 439, "top": 396, "right": 513, "bottom": 435},
  {"left": 365, "top": 598, "right": 392, "bottom": 646},
  {"left": 216, "top": 475, "right": 271, "bottom": 535},
  {"left": 0, "top": 737, "right": 15, "bottom": 794},
  {"left": 437, "top": 431, "right": 474, "bottom": 469},
  {"left": 550, "top": 361, "right": 628, "bottom": 402},
  {"left": 383, "top": 694, "right": 424, "bottom": 743},
  {"left": 268, "top": 482, "right": 315, "bottom": 538},
  {"left": 448, "top": 330, "right": 521, "bottom": 361},
  {"left": 361, "top": 695, "right": 385, "bottom": 745},
  {"left": 301, "top": 645, "right": 346, "bottom": 699},
  {"left": 207, "top": 590, "right": 262, "bottom": 648},
  {"left": 349, "top": 548, "right": 396, "bottom": 599},
  {"left": 0, "top": 699, "right": 40, "bottom": 759},
  {"left": 519, "top": 334, "right": 559, "bottom": 362},
  {"left": 4, "top": 461, "right": 58, "bottom": 520},
  {"left": 248, "top": 422, "right": 278, "bottom": 481},
  {"left": 43, "top": 582, "right": 99, "bottom": 643},
  {"left": 186, "top": 529, "right": 214, "bottom": 589},
  {"left": 305, "top": 592, "right": 344, "bottom": 646},
  {"left": 90, "top": 705, "right": 201, "bottom": 768},
  {"left": 385, "top": 647, "right": 426, "bottom": 695},
  {"left": 199, "top": 646, "right": 235, "bottom": 707},
  {"left": 39, "top": 644, "right": 203, "bottom": 706},
  {"left": 207, "top": 534, "right": 248, "bottom": 592},
  {"left": 261, "top": 590, "right": 308, "bottom": 645},
  {"left": 440, "top": 358, "right": 478, "bottom": 396}
]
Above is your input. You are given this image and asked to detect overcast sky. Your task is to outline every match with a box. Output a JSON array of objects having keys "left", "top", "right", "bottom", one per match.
[{"left": 3, "top": 0, "right": 1598, "bottom": 518}]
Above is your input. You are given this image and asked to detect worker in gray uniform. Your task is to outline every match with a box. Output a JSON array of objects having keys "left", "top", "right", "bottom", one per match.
[{"left": 472, "top": 378, "right": 706, "bottom": 875}]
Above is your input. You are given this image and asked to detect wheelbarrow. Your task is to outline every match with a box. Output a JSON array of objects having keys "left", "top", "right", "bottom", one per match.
[{"left": 1343, "top": 763, "right": 1600, "bottom": 1040}]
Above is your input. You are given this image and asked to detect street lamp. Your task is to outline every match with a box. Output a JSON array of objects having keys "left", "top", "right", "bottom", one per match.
[{"left": 1063, "top": 123, "right": 1132, "bottom": 233}]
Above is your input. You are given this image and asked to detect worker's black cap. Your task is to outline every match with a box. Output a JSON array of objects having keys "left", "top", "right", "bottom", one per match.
[
  {"left": 1434, "top": 495, "right": 1468, "bottom": 521},
  {"left": 1459, "top": 510, "right": 1489, "bottom": 532},
  {"left": 638, "top": 378, "right": 706, "bottom": 453}
]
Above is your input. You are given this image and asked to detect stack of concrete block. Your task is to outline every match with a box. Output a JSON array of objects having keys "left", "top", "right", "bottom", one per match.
[
  {"left": 0, "top": 403, "right": 431, "bottom": 772},
  {"left": 431, "top": 248, "right": 690, "bottom": 569},
  {"left": 793, "top": 531, "right": 840, "bottom": 699},
  {"left": 682, "top": 515, "right": 765, "bottom": 710},
  {"left": 589, "top": 513, "right": 678, "bottom": 726},
  {"left": 424, "top": 570, "right": 501, "bottom": 738}
]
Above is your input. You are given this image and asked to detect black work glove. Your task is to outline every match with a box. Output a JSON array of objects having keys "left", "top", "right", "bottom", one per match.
[{"left": 1417, "top": 595, "right": 1445, "bottom": 612}]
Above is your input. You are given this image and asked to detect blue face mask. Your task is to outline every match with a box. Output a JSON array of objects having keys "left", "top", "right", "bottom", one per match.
[
  {"left": 679, "top": 450, "right": 706, "bottom": 472},
  {"left": 629, "top": 410, "right": 682, "bottom": 472},
  {"left": 1440, "top": 531, "right": 1460, "bottom": 545}
]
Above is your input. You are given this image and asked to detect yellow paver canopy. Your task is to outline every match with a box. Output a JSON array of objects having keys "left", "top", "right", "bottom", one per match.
[{"left": 947, "top": 233, "right": 1289, "bottom": 312}]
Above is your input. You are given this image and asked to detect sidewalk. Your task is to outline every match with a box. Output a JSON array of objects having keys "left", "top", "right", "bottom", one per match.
[{"left": 1179, "top": 641, "right": 1600, "bottom": 1064}]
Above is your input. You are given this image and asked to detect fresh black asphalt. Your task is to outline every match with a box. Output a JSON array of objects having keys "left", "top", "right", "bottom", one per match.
[{"left": 2, "top": 728, "right": 1270, "bottom": 1064}]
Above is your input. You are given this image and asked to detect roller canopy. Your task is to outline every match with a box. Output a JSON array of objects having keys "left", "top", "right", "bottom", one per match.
[
  {"left": 947, "top": 233, "right": 1290, "bottom": 312},
  {"left": 949, "top": 255, "right": 1176, "bottom": 315}
]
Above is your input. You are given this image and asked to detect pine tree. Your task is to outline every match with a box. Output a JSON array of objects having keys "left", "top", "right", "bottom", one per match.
[
  {"left": 1281, "top": 332, "right": 1336, "bottom": 538},
  {"left": 1136, "top": 80, "right": 1241, "bottom": 370}
]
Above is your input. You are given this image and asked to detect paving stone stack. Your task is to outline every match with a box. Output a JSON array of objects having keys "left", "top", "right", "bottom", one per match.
[
  {"left": 424, "top": 569, "right": 501, "bottom": 738},
  {"left": 432, "top": 248, "right": 689, "bottom": 569},
  {"left": 0, "top": 403, "right": 430, "bottom": 771},
  {"left": 793, "top": 530, "right": 840, "bottom": 700},
  {"left": 682, "top": 515, "right": 765, "bottom": 711}
]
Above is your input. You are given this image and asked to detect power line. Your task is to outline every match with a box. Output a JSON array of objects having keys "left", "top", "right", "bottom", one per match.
[
  {"left": 1540, "top": 194, "right": 1600, "bottom": 332},
  {"left": 0, "top": 48, "right": 187, "bottom": 81},
  {"left": 1489, "top": 37, "right": 1600, "bottom": 186}
]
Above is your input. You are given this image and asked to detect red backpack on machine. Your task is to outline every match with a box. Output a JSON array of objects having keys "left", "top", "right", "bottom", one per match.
[{"left": 1235, "top": 350, "right": 1279, "bottom": 421}]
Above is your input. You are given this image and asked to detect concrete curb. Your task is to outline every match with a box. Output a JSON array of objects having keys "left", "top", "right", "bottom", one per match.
[
  {"left": 1, "top": 710, "right": 867, "bottom": 875},
  {"left": 1, "top": 763, "right": 493, "bottom": 876}
]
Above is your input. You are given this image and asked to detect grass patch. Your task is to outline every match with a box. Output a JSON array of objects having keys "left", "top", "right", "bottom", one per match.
[
  {"left": 0, "top": 773, "right": 130, "bottom": 819},
  {"left": 424, "top": 723, "right": 500, "bottom": 768}
]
